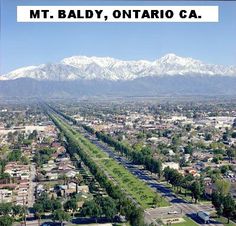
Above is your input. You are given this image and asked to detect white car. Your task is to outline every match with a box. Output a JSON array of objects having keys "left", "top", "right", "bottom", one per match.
[{"left": 168, "top": 211, "right": 178, "bottom": 214}]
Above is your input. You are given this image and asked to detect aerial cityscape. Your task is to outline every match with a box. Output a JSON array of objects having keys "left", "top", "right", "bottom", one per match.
[{"left": 0, "top": 99, "right": 235, "bottom": 226}]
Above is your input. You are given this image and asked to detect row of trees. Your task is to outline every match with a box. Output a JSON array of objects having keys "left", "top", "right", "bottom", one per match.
[
  {"left": 33, "top": 192, "right": 71, "bottom": 226},
  {"left": 163, "top": 166, "right": 236, "bottom": 222},
  {"left": 212, "top": 192, "right": 236, "bottom": 223},
  {"left": 163, "top": 167, "right": 203, "bottom": 203},
  {"left": 211, "top": 173, "right": 235, "bottom": 223},
  {"left": 33, "top": 192, "right": 62, "bottom": 213},
  {"left": 94, "top": 130, "right": 162, "bottom": 177},
  {"left": 33, "top": 176, "right": 119, "bottom": 224},
  {"left": 49, "top": 113, "right": 145, "bottom": 226},
  {"left": 80, "top": 196, "right": 117, "bottom": 220}
]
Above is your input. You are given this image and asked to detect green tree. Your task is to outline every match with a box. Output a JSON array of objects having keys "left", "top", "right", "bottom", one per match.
[
  {"left": 28, "top": 130, "right": 38, "bottom": 140},
  {"left": 0, "top": 203, "right": 12, "bottom": 215},
  {"left": 205, "top": 133, "right": 212, "bottom": 141},
  {"left": 34, "top": 192, "right": 56, "bottom": 212},
  {"left": 223, "top": 133, "right": 228, "bottom": 141},
  {"left": 212, "top": 192, "right": 223, "bottom": 217},
  {"left": 52, "top": 199, "right": 62, "bottom": 211},
  {"left": 64, "top": 199, "right": 77, "bottom": 216},
  {"left": 220, "top": 165, "right": 229, "bottom": 174},
  {"left": 96, "top": 196, "right": 117, "bottom": 220},
  {"left": 7, "top": 149, "right": 22, "bottom": 162},
  {"left": 141, "top": 146, "right": 152, "bottom": 156},
  {"left": 186, "top": 124, "right": 192, "bottom": 132},
  {"left": 172, "top": 135, "right": 180, "bottom": 146},
  {"left": 60, "top": 174, "right": 68, "bottom": 185},
  {"left": 0, "top": 215, "right": 14, "bottom": 226},
  {"left": 215, "top": 179, "right": 231, "bottom": 196},
  {"left": 184, "top": 145, "right": 193, "bottom": 155},
  {"left": 52, "top": 209, "right": 71, "bottom": 226},
  {"left": 118, "top": 198, "right": 133, "bottom": 220},
  {"left": 226, "top": 148, "right": 235, "bottom": 162},
  {"left": 21, "top": 156, "right": 30, "bottom": 165},
  {"left": 80, "top": 200, "right": 102, "bottom": 220},
  {"left": 212, "top": 156, "right": 220, "bottom": 164},
  {"left": 0, "top": 173, "right": 11, "bottom": 180},
  {"left": 190, "top": 181, "right": 202, "bottom": 203},
  {"left": 129, "top": 207, "right": 144, "bottom": 226},
  {"left": 12, "top": 205, "right": 25, "bottom": 219},
  {"left": 163, "top": 167, "right": 183, "bottom": 191},
  {"left": 74, "top": 173, "right": 83, "bottom": 193},
  {"left": 33, "top": 203, "right": 44, "bottom": 226},
  {"left": 223, "top": 195, "right": 235, "bottom": 223},
  {"left": 182, "top": 174, "right": 194, "bottom": 197},
  {"left": 231, "top": 132, "right": 236, "bottom": 138}
]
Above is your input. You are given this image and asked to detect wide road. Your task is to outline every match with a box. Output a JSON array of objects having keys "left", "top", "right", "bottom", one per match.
[{"left": 78, "top": 127, "right": 222, "bottom": 226}]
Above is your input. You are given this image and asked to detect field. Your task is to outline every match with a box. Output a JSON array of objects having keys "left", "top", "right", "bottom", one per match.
[{"left": 100, "top": 158, "right": 168, "bottom": 208}]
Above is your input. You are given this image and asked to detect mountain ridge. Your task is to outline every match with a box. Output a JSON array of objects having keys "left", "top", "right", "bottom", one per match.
[
  {"left": 1, "top": 75, "right": 236, "bottom": 98},
  {"left": 2, "top": 53, "right": 236, "bottom": 81}
]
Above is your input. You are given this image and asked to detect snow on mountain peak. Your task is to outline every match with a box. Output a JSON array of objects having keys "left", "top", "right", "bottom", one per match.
[
  {"left": 159, "top": 53, "right": 178, "bottom": 60},
  {"left": 1, "top": 54, "right": 236, "bottom": 81},
  {"left": 157, "top": 53, "right": 201, "bottom": 65},
  {"left": 62, "top": 55, "right": 118, "bottom": 68}
]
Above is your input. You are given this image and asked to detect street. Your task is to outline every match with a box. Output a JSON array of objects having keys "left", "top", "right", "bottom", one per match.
[
  {"left": 28, "top": 163, "right": 37, "bottom": 207},
  {"left": 81, "top": 130, "right": 223, "bottom": 226}
]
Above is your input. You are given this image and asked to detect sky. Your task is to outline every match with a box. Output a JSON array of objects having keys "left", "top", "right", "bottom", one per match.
[{"left": 1, "top": 0, "right": 236, "bottom": 74}]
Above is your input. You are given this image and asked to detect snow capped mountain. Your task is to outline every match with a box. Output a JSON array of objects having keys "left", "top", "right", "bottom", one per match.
[{"left": 1, "top": 54, "right": 236, "bottom": 81}]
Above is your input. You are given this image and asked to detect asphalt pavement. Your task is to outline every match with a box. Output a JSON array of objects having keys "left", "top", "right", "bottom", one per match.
[{"left": 28, "top": 163, "right": 37, "bottom": 208}]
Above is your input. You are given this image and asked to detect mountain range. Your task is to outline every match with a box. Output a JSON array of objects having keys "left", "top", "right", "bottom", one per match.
[
  {"left": 1, "top": 54, "right": 236, "bottom": 98},
  {"left": 1, "top": 54, "right": 236, "bottom": 81}
]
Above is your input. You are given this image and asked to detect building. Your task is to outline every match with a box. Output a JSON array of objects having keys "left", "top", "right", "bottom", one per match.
[{"left": 162, "top": 162, "right": 180, "bottom": 170}]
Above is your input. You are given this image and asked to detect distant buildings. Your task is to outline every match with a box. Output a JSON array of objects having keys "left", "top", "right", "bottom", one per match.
[{"left": 162, "top": 162, "right": 180, "bottom": 170}]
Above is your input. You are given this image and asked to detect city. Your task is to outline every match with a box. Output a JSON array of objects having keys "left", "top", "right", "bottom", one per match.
[{"left": 0, "top": 99, "right": 235, "bottom": 226}]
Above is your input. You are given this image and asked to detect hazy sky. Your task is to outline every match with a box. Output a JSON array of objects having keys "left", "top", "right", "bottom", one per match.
[{"left": 1, "top": 0, "right": 236, "bottom": 74}]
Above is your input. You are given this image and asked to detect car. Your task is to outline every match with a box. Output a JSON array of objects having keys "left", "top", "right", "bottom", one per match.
[{"left": 168, "top": 211, "right": 178, "bottom": 214}]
